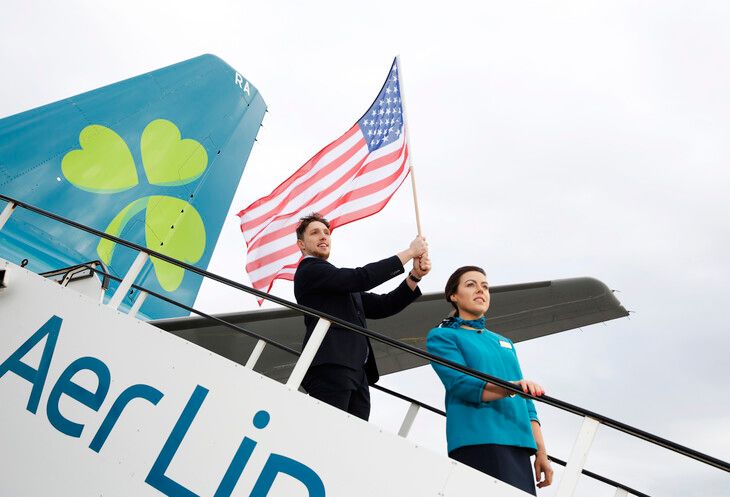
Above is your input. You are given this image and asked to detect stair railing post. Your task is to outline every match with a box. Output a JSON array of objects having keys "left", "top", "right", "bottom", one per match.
[
  {"left": 0, "top": 202, "right": 16, "bottom": 231},
  {"left": 398, "top": 402, "right": 421, "bottom": 438},
  {"left": 108, "top": 251, "right": 149, "bottom": 310},
  {"left": 245, "top": 340, "right": 267, "bottom": 369},
  {"left": 614, "top": 488, "right": 629, "bottom": 497},
  {"left": 286, "top": 318, "right": 331, "bottom": 390},
  {"left": 128, "top": 290, "right": 148, "bottom": 318},
  {"left": 554, "top": 416, "right": 601, "bottom": 497}
]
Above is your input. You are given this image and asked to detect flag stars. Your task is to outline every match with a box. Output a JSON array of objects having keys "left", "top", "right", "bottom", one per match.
[{"left": 357, "top": 63, "right": 406, "bottom": 151}]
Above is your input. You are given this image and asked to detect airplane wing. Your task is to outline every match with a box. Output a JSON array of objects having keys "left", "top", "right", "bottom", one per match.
[
  {"left": 153, "top": 276, "right": 629, "bottom": 381},
  {"left": 0, "top": 55, "right": 266, "bottom": 319}
]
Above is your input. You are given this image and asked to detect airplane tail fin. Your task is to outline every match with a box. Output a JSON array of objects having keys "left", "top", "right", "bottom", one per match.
[{"left": 0, "top": 54, "right": 266, "bottom": 319}]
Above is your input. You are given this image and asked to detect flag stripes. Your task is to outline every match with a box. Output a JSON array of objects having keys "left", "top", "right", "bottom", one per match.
[{"left": 238, "top": 59, "right": 408, "bottom": 295}]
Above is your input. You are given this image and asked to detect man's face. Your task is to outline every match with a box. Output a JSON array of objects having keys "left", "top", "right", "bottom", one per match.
[{"left": 297, "top": 221, "right": 331, "bottom": 259}]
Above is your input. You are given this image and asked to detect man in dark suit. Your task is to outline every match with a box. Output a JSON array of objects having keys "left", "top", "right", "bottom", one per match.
[{"left": 293, "top": 213, "right": 430, "bottom": 420}]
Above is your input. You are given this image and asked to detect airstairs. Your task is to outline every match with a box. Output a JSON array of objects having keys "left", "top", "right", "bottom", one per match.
[{"left": 1, "top": 194, "right": 728, "bottom": 497}]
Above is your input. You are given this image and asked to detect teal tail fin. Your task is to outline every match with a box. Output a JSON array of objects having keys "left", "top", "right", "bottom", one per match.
[{"left": 0, "top": 54, "right": 266, "bottom": 319}]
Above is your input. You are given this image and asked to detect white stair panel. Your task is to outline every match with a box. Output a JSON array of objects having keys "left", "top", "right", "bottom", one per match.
[{"left": 0, "top": 259, "right": 532, "bottom": 497}]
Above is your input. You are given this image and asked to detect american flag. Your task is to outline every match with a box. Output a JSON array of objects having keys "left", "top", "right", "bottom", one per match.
[{"left": 237, "top": 59, "right": 410, "bottom": 295}]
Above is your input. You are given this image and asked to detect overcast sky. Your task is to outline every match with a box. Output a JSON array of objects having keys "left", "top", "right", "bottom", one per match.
[{"left": 2, "top": 1, "right": 729, "bottom": 495}]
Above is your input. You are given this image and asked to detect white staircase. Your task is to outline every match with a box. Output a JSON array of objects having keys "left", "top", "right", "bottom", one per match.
[{"left": 0, "top": 258, "right": 529, "bottom": 497}]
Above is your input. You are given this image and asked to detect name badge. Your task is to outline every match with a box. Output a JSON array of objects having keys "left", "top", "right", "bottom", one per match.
[{"left": 499, "top": 340, "right": 513, "bottom": 349}]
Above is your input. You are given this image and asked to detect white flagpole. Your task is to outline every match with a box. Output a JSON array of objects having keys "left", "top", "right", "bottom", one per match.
[{"left": 395, "top": 55, "right": 423, "bottom": 237}]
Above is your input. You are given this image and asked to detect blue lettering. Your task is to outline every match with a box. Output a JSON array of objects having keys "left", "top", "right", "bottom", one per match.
[
  {"left": 249, "top": 453, "right": 325, "bottom": 497},
  {"left": 0, "top": 316, "right": 61, "bottom": 413},
  {"left": 145, "top": 385, "right": 209, "bottom": 497},
  {"left": 90, "top": 384, "right": 164, "bottom": 452},
  {"left": 2, "top": 316, "right": 326, "bottom": 497},
  {"left": 213, "top": 410, "right": 270, "bottom": 497},
  {"left": 46, "top": 356, "right": 111, "bottom": 437}
]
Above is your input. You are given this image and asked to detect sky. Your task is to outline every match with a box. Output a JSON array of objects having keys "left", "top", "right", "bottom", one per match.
[{"left": 2, "top": 1, "right": 729, "bottom": 495}]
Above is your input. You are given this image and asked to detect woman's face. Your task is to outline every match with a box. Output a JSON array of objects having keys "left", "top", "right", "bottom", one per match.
[{"left": 449, "top": 270, "right": 490, "bottom": 320}]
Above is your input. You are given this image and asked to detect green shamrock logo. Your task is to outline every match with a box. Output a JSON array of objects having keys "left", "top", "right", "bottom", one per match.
[{"left": 61, "top": 119, "right": 208, "bottom": 292}]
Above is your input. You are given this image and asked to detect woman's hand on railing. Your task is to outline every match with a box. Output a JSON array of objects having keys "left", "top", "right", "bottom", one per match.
[{"left": 513, "top": 379, "right": 544, "bottom": 397}]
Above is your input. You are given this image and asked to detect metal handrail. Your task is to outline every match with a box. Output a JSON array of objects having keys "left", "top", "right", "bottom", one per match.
[
  {"left": 2, "top": 193, "right": 728, "bottom": 477},
  {"left": 548, "top": 456, "right": 650, "bottom": 497}
]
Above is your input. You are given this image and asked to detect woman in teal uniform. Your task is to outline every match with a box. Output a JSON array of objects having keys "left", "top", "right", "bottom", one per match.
[{"left": 427, "top": 266, "right": 553, "bottom": 495}]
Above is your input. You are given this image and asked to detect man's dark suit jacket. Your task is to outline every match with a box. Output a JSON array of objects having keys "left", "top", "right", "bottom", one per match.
[{"left": 293, "top": 255, "right": 421, "bottom": 385}]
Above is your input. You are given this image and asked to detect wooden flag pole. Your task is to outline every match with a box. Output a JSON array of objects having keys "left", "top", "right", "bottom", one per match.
[{"left": 395, "top": 55, "right": 424, "bottom": 237}]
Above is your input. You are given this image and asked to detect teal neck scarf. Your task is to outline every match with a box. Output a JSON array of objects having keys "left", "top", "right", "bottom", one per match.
[{"left": 443, "top": 315, "right": 487, "bottom": 330}]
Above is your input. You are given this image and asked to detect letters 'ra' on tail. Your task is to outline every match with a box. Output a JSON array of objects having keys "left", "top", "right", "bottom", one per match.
[{"left": 0, "top": 54, "right": 266, "bottom": 319}]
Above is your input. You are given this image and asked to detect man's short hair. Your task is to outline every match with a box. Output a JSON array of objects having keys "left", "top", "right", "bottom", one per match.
[{"left": 296, "top": 213, "right": 330, "bottom": 240}]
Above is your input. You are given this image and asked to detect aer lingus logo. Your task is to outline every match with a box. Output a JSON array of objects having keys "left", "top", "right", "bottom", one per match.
[{"left": 61, "top": 119, "right": 207, "bottom": 292}]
